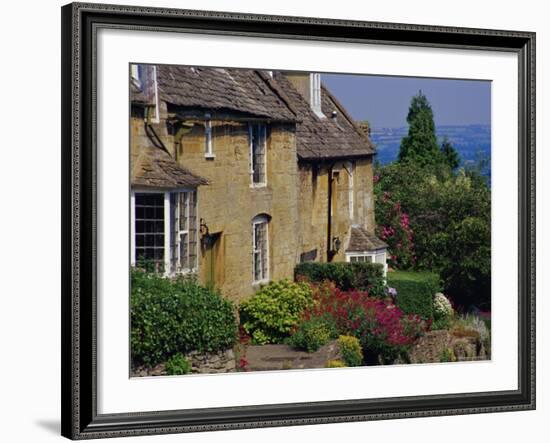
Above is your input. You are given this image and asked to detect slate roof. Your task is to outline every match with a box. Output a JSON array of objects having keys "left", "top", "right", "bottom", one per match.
[
  {"left": 272, "top": 72, "right": 375, "bottom": 160},
  {"left": 131, "top": 144, "right": 208, "bottom": 189},
  {"left": 346, "top": 226, "right": 388, "bottom": 252},
  {"left": 156, "top": 65, "right": 296, "bottom": 121}
]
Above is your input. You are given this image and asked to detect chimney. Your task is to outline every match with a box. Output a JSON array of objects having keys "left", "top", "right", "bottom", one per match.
[{"left": 284, "top": 72, "right": 325, "bottom": 119}]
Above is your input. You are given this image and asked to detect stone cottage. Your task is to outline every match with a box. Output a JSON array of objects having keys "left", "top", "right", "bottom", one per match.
[{"left": 130, "top": 64, "right": 387, "bottom": 302}]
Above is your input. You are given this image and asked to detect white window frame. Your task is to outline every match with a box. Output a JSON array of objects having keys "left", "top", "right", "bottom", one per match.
[
  {"left": 248, "top": 123, "right": 267, "bottom": 187},
  {"left": 130, "top": 189, "right": 198, "bottom": 276},
  {"left": 252, "top": 215, "right": 270, "bottom": 284},
  {"left": 345, "top": 249, "right": 388, "bottom": 277},
  {"left": 309, "top": 73, "right": 325, "bottom": 119},
  {"left": 204, "top": 119, "right": 215, "bottom": 158},
  {"left": 170, "top": 191, "right": 198, "bottom": 275}
]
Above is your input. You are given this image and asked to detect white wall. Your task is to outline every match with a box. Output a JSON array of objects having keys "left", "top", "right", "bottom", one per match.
[{"left": 0, "top": 0, "right": 546, "bottom": 442}]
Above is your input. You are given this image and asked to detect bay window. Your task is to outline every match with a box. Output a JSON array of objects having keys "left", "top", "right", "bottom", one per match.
[{"left": 132, "top": 190, "right": 198, "bottom": 274}]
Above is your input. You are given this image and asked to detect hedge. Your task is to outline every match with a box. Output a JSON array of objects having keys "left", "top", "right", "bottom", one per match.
[
  {"left": 386, "top": 271, "right": 441, "bottom": 322},
  {"left": 131, "top": 269, "right": 238, "bottom": 366},
  {"left": 294, "top": 262, "right": 386, "bottom": 297}
]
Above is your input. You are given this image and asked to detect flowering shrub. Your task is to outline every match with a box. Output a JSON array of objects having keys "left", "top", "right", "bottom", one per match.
[
  {"left": 304, "top": 281, "right": 426, "bottom": 364},
  {"left": 432, "top": 292, "right": 454, "bottom": 329},
  {"left": 375, "top": 191, "right": 415, "bottom": 269}
]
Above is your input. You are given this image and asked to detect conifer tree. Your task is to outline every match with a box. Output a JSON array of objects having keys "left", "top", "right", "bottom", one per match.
[
  {"left": 440, "top": 136, "right": 460, "bottom": 170},
  {"left": 398, "top": 91, "right": 444, "bottom": 167}
]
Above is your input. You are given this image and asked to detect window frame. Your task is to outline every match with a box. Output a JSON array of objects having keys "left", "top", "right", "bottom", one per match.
[
  {"left": 345, "top": 249, "right": 388, "bottom": 276},
  {"left": 251, "top": 215, "right": 270, "bottom": 284},
  {"left": 130, "top": 188, "right": 198, "bottom": 276},
  {"left": 248, "top": 122, "right": 267, "bottom": 187}
]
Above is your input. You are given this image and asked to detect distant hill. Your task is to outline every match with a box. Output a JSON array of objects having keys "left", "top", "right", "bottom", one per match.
[{"left": 370, "top": 124, "right": 491, "bottom": 176}]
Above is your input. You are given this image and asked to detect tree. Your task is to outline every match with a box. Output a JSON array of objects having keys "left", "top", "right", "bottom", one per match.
[
  {"left": 398, "top": 91, "right": 444, "bottom": 167},
  {"left": 374, "top": 162, "right": 491, "bottom": 309},
  {"left": 440, "top": 136, "right": 460, "bottom": 170}
]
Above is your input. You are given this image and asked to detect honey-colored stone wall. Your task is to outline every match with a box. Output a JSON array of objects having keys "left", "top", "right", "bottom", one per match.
[{"left": 131, "top": 102, "right": 375, "bottom": 303}]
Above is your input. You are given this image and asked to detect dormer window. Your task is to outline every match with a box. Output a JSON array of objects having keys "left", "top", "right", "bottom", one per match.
[{"left": 310, "top": 73, "right": 325, "bottom": 119}]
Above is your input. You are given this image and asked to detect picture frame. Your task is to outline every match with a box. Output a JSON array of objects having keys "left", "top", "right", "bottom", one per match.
[{"left": 61, "top": 2, "right": 536, "bottom": 439}]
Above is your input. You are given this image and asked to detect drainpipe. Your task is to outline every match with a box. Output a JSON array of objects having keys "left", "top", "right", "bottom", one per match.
[{"left": 327, "top": 161, "right": 335, "bottom": 262}]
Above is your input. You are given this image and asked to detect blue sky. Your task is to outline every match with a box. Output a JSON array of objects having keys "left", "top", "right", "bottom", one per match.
[{"left": 321, "top": 74, "right": 491, "bottom": 129}]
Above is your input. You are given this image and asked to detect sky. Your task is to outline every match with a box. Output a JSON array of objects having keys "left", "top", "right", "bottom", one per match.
[{"left": 321, "top": 74, "right": 491, "bottom": 129}]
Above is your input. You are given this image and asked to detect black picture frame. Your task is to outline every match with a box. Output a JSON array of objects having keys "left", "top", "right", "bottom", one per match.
[{"left": 61, "top": 2, "right": 536, "bottom": 439}]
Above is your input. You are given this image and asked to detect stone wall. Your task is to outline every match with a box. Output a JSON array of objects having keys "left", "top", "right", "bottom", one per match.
[
  {"left": 173, "top": 117, "right": 299, "bottom": 302},
  {"left": 297, "top": 157, "right": 375, "bottom": 263},
  {"left": 187, "top": 348, "right": 236, "bottom": 374},
  {"left": 130, "top": 100, "right": 375, "bottom": 303}
]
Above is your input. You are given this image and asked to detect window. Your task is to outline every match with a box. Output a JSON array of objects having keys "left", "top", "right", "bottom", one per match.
[
  {"left": 132, "top": 190, "right": 197, "bottom": 274},
  {"left": 249, "top": 123, "right": 267, "bottom": 185},
  {"left": 348, "top": 255, "right": 373, "bottom": 264},
  {"left": 134, "top": 193, "right": 165, "bottom": 268},
  {"left": 204, "top": 119, "right": 214, "bottom": 158},
  {"left": 170, "top": 191, "right": 197, "bottom": 273},
  {"left": 346, "top": 250, "right": 388, "bottom": 276},
  {"left": 252, "top": 215, "right": 269, "bottom": 283}
]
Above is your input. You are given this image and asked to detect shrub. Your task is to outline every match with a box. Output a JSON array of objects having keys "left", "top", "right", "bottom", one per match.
[
  {"left": 338, "top": 335, "right": 363, "bottom": 367},
  {"left": 288, "top": 317, "right": 337, "bottom": 352},
  {"left": 165, "top": 353, "right": 192, "bottom": 375},
  {"left": 131, "top": 269, "right": 238, "bottom": 366},
  {"left": 304, "top": 281, "right": 426, "bottom": 364},
  {"left": 387, "top": 271, "right": 440, "bottom": 321},
  {"left": 439, "top": 347, "right": 457, "bottom": 363},
  {"left": 374, "top": 161, "right": 491, "bottom": 309},
  {"left": 239, "top": 280, "right": 313, "bottom": 345},
  {"left": 295, "top": 262, "right": 386, "bottom": 297},
  {"left": 326, "top": 359, "right": 347, "bottom": 368},
  {"left": 432, "top": 292, "right": 454, "bottom": 329}
]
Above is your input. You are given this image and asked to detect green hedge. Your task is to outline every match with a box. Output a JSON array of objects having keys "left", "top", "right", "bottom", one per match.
[
  {"left": 386, "top": 271, "right": 441, "bottom": 321},
  {"left": 294, "top": 262, "right": 385, "bottom": 297},
  {"left": 131, "top": 269, "right": 238, "bottom": 366}
]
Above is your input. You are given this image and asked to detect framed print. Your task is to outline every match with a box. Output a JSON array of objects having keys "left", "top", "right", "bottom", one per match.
[{"left": 61, "top": 2, "right": 536, "bottom": 439}]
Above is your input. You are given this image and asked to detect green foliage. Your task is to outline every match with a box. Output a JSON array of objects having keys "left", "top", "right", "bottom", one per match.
[
  {"left": 239, "top": 280, "right": 314, "bottom": 345},
  {"left": 326, "top": 359, "right": 347, "bottom": 368},
  {"left": 131, "top": 269, "right": 238, "bottom": 366},
  {"left": 439, "top": 347, "right": 457, "bottom": 363},
  {"left": 387, "top": 271, "right": 440, "bottom": 321},
  {"left": 440, "top": 136, "right": 460, "bottom": 170},
  {"left": 294, "top": 262, "right": 386, "bottom": 297},
  {"left": 165, "top": 353, "right": 192, "bottom": 375},
  {"left": 338, "top": 335, "right": 364, "bottom": 367},
  {"left": 398, "top": 91, "right": 445, "bottom": 167},
  {"left": 374, "top": 160, "right": 491, "bottom": 308},
  {"left": 288, "top": 317, "right": 337, "bottom": 352}
]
